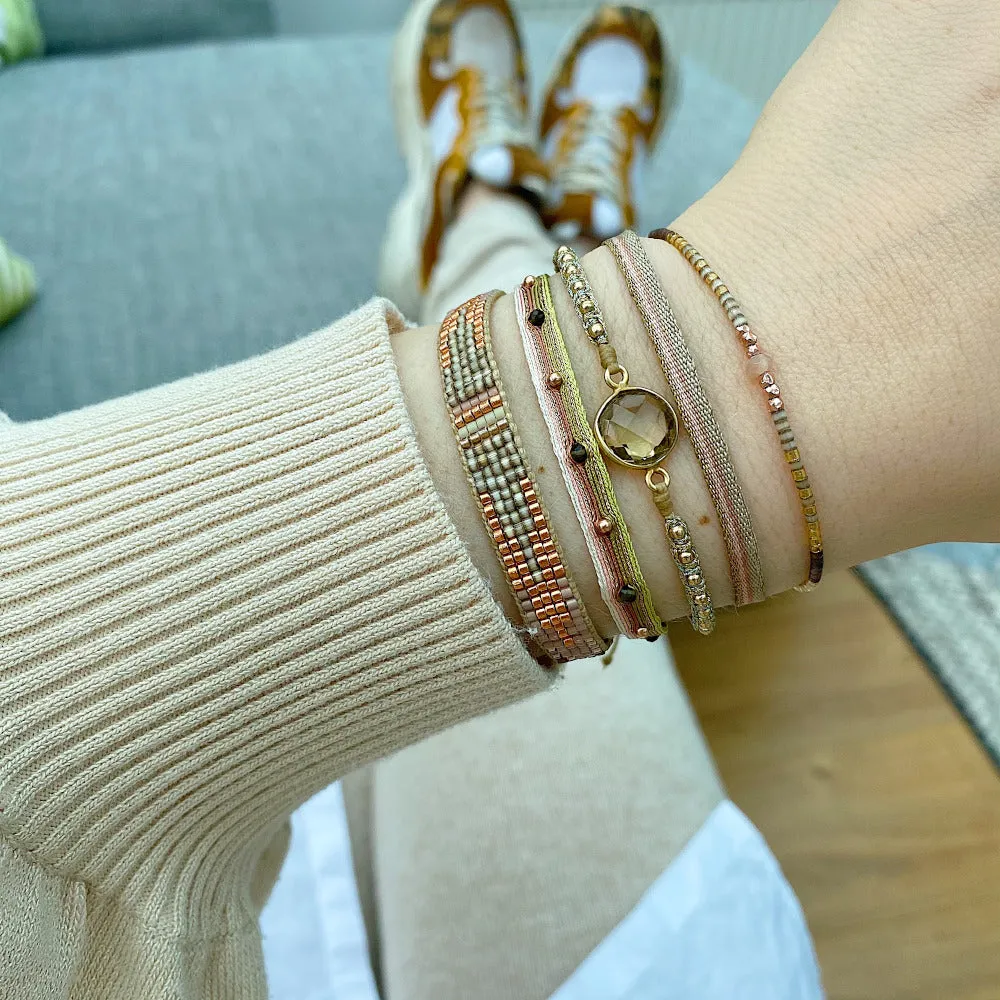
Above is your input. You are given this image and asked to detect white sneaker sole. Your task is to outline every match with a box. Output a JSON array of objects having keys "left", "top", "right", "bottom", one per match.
[{"left": 378, "top": 0, "right": 442, "bottom": 321}]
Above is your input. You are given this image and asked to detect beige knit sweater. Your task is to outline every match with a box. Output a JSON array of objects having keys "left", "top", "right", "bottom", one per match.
[{"left": 0, "top": 300, "right": 550, "bottom": 999}]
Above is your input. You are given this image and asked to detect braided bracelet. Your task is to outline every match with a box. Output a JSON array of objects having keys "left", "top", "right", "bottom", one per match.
[
  {"left": 605, "top": 230, "right": 766, "bottom": 607},
  {"left": 516, "top": 274, "right": 666, "bottom": 641},
  {"left": 650, "top": 228, "right": 824, "bottom": 591},
  {"left": 553, "top": 245, "right": 715, "bottom": 635},
  {"left": 439, "top": 292, "right": 609, "bottom": 664}
]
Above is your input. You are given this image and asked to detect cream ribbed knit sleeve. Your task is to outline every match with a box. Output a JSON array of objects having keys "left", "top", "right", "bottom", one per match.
[{"left": 0, "top": 299, "right": 549, "bottom": 999}]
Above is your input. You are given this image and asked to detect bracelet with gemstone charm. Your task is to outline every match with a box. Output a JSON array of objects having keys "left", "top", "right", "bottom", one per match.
[
  {"left": 553, "top": 245, "right": 715, "bottom": 635},
  {"left": 605, "top": 230, "right": 766, "bottom": 608},
  {"left": 516, "top": 274, "right": 666, "bottom": 640}
]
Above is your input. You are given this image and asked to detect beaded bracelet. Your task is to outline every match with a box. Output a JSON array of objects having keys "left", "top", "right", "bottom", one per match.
[
  {"left": 439, "top": 292, "right": 610, "bottom": 664},
  {"left": 605, "top": 230, "right": 766, "bottom": 607},
  {"left": 553, "top": 245, "right": 715, "bottom": 635},
  {"left": 516, "top": 274, "right": 666, "bottom": 641},
  {"left": 650, "top": 228, "right": 824, "bottom": 590}
]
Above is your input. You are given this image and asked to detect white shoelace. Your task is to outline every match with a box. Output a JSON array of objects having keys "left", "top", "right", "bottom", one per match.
[
  {"left": 552, "top": 104, "right": 629, "bottom": 205},
  {"left": 467, "top": 76, "right": 533, "bottom": 150}
]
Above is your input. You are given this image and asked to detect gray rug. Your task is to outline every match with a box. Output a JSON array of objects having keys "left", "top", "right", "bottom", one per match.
[{"left": 859, "top": 545, "right": 1000, "bottom": 770}]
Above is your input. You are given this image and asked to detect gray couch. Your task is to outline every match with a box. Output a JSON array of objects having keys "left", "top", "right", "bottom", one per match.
[{"left": 0, "top": 0, "right": 756, "bottom": 422}]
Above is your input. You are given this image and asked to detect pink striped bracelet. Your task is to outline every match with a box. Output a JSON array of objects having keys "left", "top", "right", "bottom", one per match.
[{"left": 515, "top": 275, "right": 666, "bottom": 641}]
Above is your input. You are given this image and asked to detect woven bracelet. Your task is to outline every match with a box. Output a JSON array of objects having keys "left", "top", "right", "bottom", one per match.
[{"left": 439, "top": 291, "right": 609, "bottom": 664}]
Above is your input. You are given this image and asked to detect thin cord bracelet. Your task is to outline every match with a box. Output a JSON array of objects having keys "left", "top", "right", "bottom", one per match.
[
  {"left": 439, "top": 292, "right": 610, "bottom": 664},
  {"left": 606, "top": 230, "right": 766, "bottom": 607},
  {"left": 553, "top": 245, "right": 715, "bottom": 635},
  {"left": 650, "top": 228, "right": 824, "bottom": 591},
  {"left": 516, "top": 274, "right": 666, "bottom": 641}
]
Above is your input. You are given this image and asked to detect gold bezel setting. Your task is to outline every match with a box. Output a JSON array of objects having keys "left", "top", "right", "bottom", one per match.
[{"left": 594, "top": 384, "right": 679, "bottom": 469}]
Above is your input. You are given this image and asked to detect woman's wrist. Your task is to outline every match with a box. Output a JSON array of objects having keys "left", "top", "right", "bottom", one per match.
[{"left": 392, "top": 180, "right": 998, "bottom": 643}]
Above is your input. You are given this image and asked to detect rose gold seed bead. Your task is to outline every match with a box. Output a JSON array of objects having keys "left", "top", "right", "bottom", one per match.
[
  {"left": 765, "top": 383, "right": 781, "bottom": 397},
  {"left": 760, "top": 372, "right": 775, "bottom": 387},
  {"left": 747, "top": 343, "right": 761, "bottom": 358},
  {"left": 596, "top": 518, "right": 614, "bottom": 535},
  {"left": 741, "top": 330, "right": 758, "bottom": 345},
  {"left": 769, "top": 397, "right": 784, "bottom": 411},
  {"left": 547, "top": 372, "right": 564, "bottom": 389}
]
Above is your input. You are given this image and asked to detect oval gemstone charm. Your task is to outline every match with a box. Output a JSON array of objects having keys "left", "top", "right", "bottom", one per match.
[{"left": 595, "top": 388, "right": 678, "bottom": 468}]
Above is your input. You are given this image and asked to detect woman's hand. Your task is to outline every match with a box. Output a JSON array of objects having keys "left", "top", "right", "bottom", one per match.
[{"left": 668, "top": 0, "right": 1000, "bottom": 568}]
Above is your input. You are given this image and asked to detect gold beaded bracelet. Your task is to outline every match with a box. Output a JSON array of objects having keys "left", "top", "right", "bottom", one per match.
[
  {"left": 650, "top": 228, "right": 824, "bottom": 591},
  {"left": 553, "top": 245, "right": 715, "bottom": 635}
]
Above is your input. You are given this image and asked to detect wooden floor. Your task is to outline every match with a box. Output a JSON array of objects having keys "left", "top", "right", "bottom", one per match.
[{"left": 672, "top": 570, "right": 1000, "bottom": 1000}]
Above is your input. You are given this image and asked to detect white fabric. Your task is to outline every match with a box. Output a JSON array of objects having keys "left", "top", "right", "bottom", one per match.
[
  {"left": 551, "top": 802, "right": 825, "bottom": 1000},
  {"left": 548, "top": 35, "right": 651, "bottom": 235},
  {"left": 428, "top": 83, "right": 462, "bottom": 164},
  {"left": 572, "top": 36, "right": 645, "bottom": 108},
  {"left": 432, "top": 5, "right": 534, "bottom": 175},
  {"left": 469, "top": 143, "right": 514, "bottom": 186},
  {"left": 262, "top": 795, "right": 823, "bottom": 1000}
]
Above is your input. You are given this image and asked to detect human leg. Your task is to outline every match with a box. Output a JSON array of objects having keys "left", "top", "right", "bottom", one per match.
[{"left": 345, "top": 6, "right": 723, "bottom": 999}]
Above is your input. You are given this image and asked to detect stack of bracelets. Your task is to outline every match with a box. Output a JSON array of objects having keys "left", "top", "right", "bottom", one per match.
[{"left": 438, "top": 229, "right": 823, "bottom": 667}]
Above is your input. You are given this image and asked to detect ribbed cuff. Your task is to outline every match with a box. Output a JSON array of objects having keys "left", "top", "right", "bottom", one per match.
[{"left": 0, "top": 299, "right": 548, "bottom": 927}]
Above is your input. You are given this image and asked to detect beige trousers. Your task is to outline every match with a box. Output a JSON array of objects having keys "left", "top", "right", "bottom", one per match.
[{"left": 343, "top": 198, "right": 725, "bottom": 1000}]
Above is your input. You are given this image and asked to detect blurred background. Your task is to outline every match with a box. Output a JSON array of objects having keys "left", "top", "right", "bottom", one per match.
[
  {"left": 274, "top": 0, "right": 837, "bottom": 105},
  {"left": 2, "top": 2, "right": 998, "bottom": 999}
]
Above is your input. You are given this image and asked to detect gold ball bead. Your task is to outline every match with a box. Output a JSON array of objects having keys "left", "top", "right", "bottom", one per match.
[
  {"left": 694, "top": 593, "right": 710, "bottom": 607},
  {"left": 523, "top": 275, "right": 536, "bottom": 287},
  {"left": 686, "top": 573, "right": 703, "bottom": 588},
  {"left": 547, "top": 372, "right": 564, "bottom": 389},
  {"left": 678, "top": 550, "right": 695, "bottom": 566},
  {"left": 569, "top": 279, "right": 585, "bottom": 294},
  {"left": 579, "top": 298, "right": 595, "bottom": 314},
  {"left": 636, "top": 627, "right": 649, "bottom": 639},
  {"left": 596, "top": 518, "right": 613, "bottom": 535},
  {"left": 588, "top": 321, "right": 605, "bottom": 339},
  {"left": 669, "top": 524, "right": 686, "bottom": 541}
]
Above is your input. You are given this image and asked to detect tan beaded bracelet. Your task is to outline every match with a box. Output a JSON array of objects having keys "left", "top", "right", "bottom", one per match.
[
  {"left": 650, "top": 228, "right": 824, "bottom": 590},
  {"left": 439, "top": 292, "right": 609, "bottom": 665}
]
